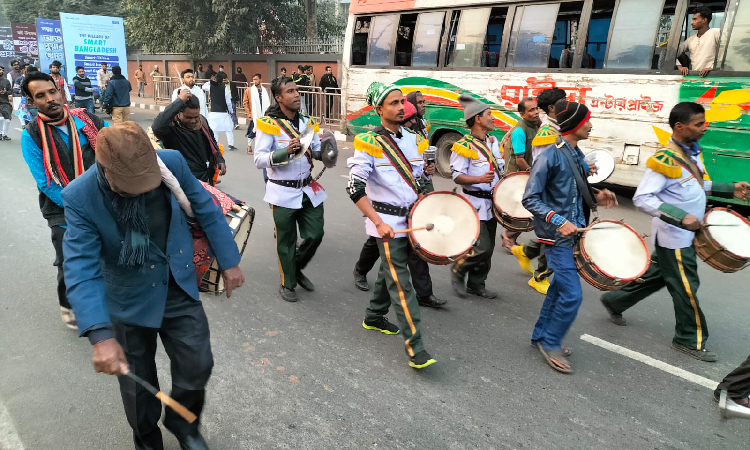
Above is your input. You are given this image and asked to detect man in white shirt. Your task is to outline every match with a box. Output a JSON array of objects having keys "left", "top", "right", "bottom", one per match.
[
  {"left": 96, "top": 62, "right": 111, "bottom": 108},
  {"left": 676, "top": 5, "right": 721, "bottom": 77},
  {"left": 171, "top": 69, "right": 208, "bottom": 117}
]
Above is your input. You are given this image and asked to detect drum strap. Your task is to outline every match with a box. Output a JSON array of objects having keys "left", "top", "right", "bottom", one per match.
[
  {"left": 468, "top": 135, "right": 501, "bottom": 176},
  {"left": 557, "top": 139, "right": 597, "bottom": 213},
  {"left": 374, "top": 128, "right": 420, "bottom": 195},
  {"left": 462, "top": 188, "right": 493, "bottom": 200}
]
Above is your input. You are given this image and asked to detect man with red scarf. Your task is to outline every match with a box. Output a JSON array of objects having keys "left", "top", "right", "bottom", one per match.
[{"left": 20, "top": 71, "right": 108, "bottom": 330}]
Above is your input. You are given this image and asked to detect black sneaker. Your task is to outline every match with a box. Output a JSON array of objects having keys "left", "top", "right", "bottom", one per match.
[
  {"left": 362, "top": 317, "right": 400, "bottom": 335},
  {"left": 466, "top": 287, "right": 498, "bottom": 299},
  {"left": 600, "top": 297, "right": 626, "bottom": 326},
  {"left": 296, "top": 271, "right": 315, "bottom": 291},
  {"left": 228, "top": 145, "right": 238, "bottom": 150},
  {"left": 279, "top": 285, "right": 298, "bottom": 302},
  {"left": 409, "top": 350, "right": 437, "bottom": 369},
  {"left": 671, "top": 342, "right": 717, "bottom": 362},
  {"left": 353, "top": 269, "right": 369, "bottom": 291},
  {"left": 2, "top": 135, "right": 10, "bottom": 141},
  {"left": 451, "top": 270, "right": 467, "bottom": 298},
  {"left": 418, "top": 295, "right": 447, "bottom": 308}
]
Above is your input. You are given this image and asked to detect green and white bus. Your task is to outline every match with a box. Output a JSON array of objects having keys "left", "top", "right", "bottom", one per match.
[{"left": 341, "top": 0, "right": 750, "bottom": 204}]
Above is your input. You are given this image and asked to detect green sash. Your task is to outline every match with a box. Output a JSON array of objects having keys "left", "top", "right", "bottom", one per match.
[
  {"left": 277, "top": 118, "right": 313, "bottom": 167},
  {"left": 374, "top": 130, "right": 420, "bottom": 195},
  {"left": 467, "top": 134, "right": 500, "bottom": 174}
]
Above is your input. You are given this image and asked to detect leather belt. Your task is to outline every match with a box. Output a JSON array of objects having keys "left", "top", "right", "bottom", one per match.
[
  {"left": 372, "top": 201, "right": 412, "bottom": 217},
  {"left": 268, "top": 176, "right": 312, "bottom": 189},
  {"left": 462, "top": 188, "right": 493, "bottom": 200}
]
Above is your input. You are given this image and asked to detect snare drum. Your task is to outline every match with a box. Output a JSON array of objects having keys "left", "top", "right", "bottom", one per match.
[
  {"left": 492, "top": 171, "right": 533, "bottom": 232},
  {"left": 574, "top": 221, "right": 651, "bottom": 290},
  {"left": 694, "top": 208, "right": 750, "bottom": 273},
  {"left": 199, "top": 204, "right": 255, "bottom": 293},
  {"left": 407, "top": 191, "right": 480, "bottom": 265}
]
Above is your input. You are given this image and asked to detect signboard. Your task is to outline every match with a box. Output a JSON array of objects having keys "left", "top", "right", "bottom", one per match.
[
  {"left": 11, "top": 23, "right": 38, "bottom": 62},
  {"left": 36, "top": 19, "right": 66, "bottom": 75},
  {"left": 59, "top": 13, "right": 127, "bottom": 90},
  {"left": 0, "top": 26, "right": 14, "bottom": 69}
]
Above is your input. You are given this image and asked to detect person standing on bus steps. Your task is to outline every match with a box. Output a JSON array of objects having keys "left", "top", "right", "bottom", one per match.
[
  {"left": 352, "top": 100, "right": 446, "bottom": 309},
  {"left": 406, "top": 91, "right": 430, "bottom": 139},
  {"left": 449, "top": 94, "right": 503, "bottom": 300},
  {"left": 601, "top": 102, "right": 750, "bottom": 363},
  {"left": 676, "top": 5, "right": 720, "bottom": 77},
  {"left": 511, "top": 88, "right": 567, "bottom": 295},
  {"left": 501, "top": 97, "right": 540, "bottom": 251},
  {"left": 347, "top": 81, "right": 437, "bottom": 369},
  {"left": 523, "top": 100, "right": 618, "bottom": 373},
  {"left": 254, "top": 76, "right": 328, "bottom": 303}
]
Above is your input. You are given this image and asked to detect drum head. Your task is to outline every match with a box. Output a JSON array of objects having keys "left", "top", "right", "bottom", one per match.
[
  {"left": 582, "top": 221, "right": 649, "bottom": 280},
  {"left": 410, "top": 192, "right": 479, "bottom": 257},
  {"left": 705, "top": 209, "right": 750, "bottom": 258},
  {"left": 586, "top": 150, "right": 616, "bottom": 184},
  {"left": 494, "top": 172, "right": 533, "bottom": 219}
]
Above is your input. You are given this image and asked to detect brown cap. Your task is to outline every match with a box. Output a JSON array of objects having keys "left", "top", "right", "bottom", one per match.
[{"left": 96, "top": 121, "right": 162, "bottom": 196}]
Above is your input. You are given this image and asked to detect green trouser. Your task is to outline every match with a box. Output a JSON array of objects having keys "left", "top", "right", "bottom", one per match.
[
  {"left": 271, "top": 195, "right": 324, "bottom": 290},
  {"left": 452, "top": 219, "right": 497, "bottom": 290},
  {"left": 602, "top": 245, "right": 707, "bottom": 350},
  {"left": 365, "top": 238, "right": 425, "bottom": 357},
  {"left": 523, "top": 240, "right": 552, "bottom": 281}
]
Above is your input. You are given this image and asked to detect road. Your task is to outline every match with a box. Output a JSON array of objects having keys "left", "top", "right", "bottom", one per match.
[{"left": 1, "top": 108, "right": 749, "bottom": 450}]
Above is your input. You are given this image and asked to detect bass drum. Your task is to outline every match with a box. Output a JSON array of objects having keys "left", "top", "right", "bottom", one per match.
[
  {"left": 694, "top": 208, "right": 750, "bottom": 273},
  {"left": 492, "top": 171, "right": 534, "bottom": 232},
  {"left": 407, "top": 191, "right": 480, "bottom": 265}
]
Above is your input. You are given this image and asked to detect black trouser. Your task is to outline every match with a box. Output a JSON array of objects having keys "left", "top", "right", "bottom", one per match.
[
  {"left": 717, "top": 354, "right": 750, "bottom": 399},
  {"left": 325, "top": 96, "right": 334, "bottom": 118},
  {"left": 355, "top": 236, "right": 433, "bottom": 298},
  {"left": 523, "top": 240, "right": 552, "bottom": 281},
  {"left": 50, "top": 225, "right": 71, "bottom": 309},
  {"left": 114, "top": 285, "right": 214, "bottom": 450}
]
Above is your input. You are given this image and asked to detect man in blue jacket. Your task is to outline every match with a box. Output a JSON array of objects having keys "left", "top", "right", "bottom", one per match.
[
  {"left": 522, "top": 101, "right": 617, "bottom": 374},
  {"left": 102, "top": 65, "right": 131, "bottom": 123},
  {"left": 63, "top": 121, "right": 245, "bottom": 450}
]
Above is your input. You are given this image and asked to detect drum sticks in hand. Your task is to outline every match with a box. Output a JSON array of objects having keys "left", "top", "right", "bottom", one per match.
[{"left": 392, "top": 223, "right": 434, "bottom": 234}]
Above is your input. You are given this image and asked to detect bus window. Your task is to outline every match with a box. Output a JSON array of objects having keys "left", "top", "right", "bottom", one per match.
[
  {"left": 506, "top": 3, "right": 560, "bottom": 68},
  {"left": 724, "top": 0, "right": 750, "bottom": 71},
  {"left": 412, "top": 12, "right": 447, "bottom": 67},
  {"left": 651, "top": 1, "right": 681, "bottom": 70},
  {"left": 550, "top": 1, "right": 585, "bottom": 69},
  {"left": 581, "top": 0, "right": 616, "bottom": 69},
  {"left": 671, "top": 2, "right": 727, "bottom": 72},
  {"left": 605, "top": 0, "right": 665, "bottom": 69},
  {"left": 446, "top": 8, "right": 492, "bottom": 68},
  {"left": 395, "top": 14, "right": 418, "bottom": 66},
  {"left": 482, "top": 7, "right": 509, "bottom": 68},
  {"left": 351, "top": 17, "right": 371, "bottom": 66},
  {"left": 368, "top": 14, "right": 398, "bottom": 66}
]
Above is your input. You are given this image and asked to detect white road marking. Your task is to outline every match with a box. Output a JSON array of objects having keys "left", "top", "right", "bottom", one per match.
[
  {"left": 13, "top": 128, "right": 22, "bottom": 132},
  {"left": 0, "top": 400, "right": 25, "bottom": 450},
  {"left": 580, "top": 334, "right": 719, "bottom": 390},
  {"left": 339, "top": 175, "right": 348, "bottom": 178}
]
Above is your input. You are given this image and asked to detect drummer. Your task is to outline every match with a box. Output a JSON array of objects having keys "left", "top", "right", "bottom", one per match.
[
  {"left": 600, "top": 102, "right": 750, "bottom": 362},
  {"left": 254, "top": 76, "right": 326, "bottom": 303},
  {"left": 449, "top": 94, "right": 503, "bottom": 299},
  {"left": 511, "top": 88, "right": 567, "bottom": 295},
  {"left": 346, "top": 81, "right": 437, "bottom": 369},
  {"left": 522, "top": 100, "right": 618, "bottom": 373}
]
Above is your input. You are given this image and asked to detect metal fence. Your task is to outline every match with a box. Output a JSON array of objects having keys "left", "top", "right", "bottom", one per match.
[
  {"left": 152, "top": 76, "right": 180, "bottom": 103},
  {"left": 232, "top": 36, "right": 344, "bottom": 55}
]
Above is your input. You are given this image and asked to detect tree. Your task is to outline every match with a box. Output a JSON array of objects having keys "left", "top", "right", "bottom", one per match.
[
  {"left": 0, "top": 0, "right": 124, "bottom": 24},
  {"left": 302, "top": 0, "right": 316, "bottom": 39}
]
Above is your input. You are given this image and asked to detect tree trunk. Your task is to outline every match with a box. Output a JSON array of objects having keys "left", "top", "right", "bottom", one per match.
[{"left": 303, "top": 0, "right": 317, "bottom": 39}]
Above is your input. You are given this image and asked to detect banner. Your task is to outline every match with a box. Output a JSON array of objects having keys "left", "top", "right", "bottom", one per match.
[
  {"left": 11, "top": 23, "right": 38, "bottom": 63},
  {"left": 36, "top": 19, "right": 66, "bottom": 75},
  {"left": 59, "top": 13, "right": 127, "bottom": 91},
  {"left": 0, "top": 26, "right": 14, "bottom": 69}
]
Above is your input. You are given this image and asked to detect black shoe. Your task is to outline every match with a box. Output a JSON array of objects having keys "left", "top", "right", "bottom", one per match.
[
  {"left": 451, "top": 270, "right": 467, "bottom": 298},
  {"left": 672, "top": 342, "right": 718, "bottom": 362},
  {"left": 600, "top": 297, "right": 626, "bottom": 326},
  {"left": 279, "top": 285, "right": 298, "bottom": 302},
  {"left": 353, "top": 269, "right": 369, "bottom": 291},
  {"left": 362, "top": 317, "right": 400, "bottom": 335},
  {"left": 418, "top": 295, "right": 447, "bottom": 308},
  {"left": 2, "top": 135, "right": 10, "bottom": 140},
  {"left": 228, "top": 145, "right": 238, "bottom": 150},
  {"left": 176, "top": 432, "right": 210, "bottom": 450},
  {"left": 296, "top": 271, "right": 315, "bottom": 291},
  {"left": 466, "top": 287, "right": 498, "bottom": 299},
  {"left": 409, "top": 350, "right": 437, "bottom": 369}
]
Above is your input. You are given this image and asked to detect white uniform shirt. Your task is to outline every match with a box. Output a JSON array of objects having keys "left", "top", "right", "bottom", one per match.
[
  {"left": 450, "top": 135, "right": 502, "bottom": 221},
  {"left": 347, "top": 128, "right": 425, "bottom": 239},
  {"left": 172, "top": 85, "right": 208, "bottom": 118},
  {"left": 254, "top": 114, "right": 327, "bottom": 209},
  {"left": 676, "top": 28, "right": 721, "bottom": 71}
]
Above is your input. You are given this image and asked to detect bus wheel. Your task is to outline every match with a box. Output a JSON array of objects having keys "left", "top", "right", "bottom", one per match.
[{"left": 435, "top": 132, "right": 461, "bottom": 178}]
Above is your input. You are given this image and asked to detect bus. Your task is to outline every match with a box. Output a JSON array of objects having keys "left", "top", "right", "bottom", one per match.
[{"left": 340, "top": 0, "right": 750, "bottom": 205}]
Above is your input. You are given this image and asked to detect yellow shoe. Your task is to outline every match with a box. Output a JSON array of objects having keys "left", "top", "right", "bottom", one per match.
[
  {"left": 529, "top": 277, "right": 550, "bottom": 295},
  {"left": 511, "top": 245, "right": 534, "bottom": 275}
]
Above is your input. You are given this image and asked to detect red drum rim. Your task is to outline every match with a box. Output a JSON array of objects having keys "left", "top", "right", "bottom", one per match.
[
  {"left": 407, "top": 190, "right": 480, "bottom": 260},
  {"left": 578, "top": 219, "right": 651, "bottom": 283},
  {"left": 703, "top": 207, "right": 750, "bottom": 260}
]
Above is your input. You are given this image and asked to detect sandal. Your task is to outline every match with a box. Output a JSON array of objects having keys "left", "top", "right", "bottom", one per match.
[
  {"left": 501, "top": 233, "right": 516, "bottom": 252},
  {"left": 531, "top": 343, "right": 571, "bottom": 356},
  {"left": 537, "top": 343, "right": 573, "bottom": 373}
]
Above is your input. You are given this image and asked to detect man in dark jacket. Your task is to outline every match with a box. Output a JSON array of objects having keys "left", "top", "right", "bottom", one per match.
[
  {"left": 318, "top": 65, "right": 339, "bottom": 118},
  {"left": 152, "top": 89, "right": 226, "bottom": 184},
  {"left": 20, "top": 71, "right": 107, "bottom": 330},
  {"left": 72, "top": 66, "right": 95, "bottom": 114},
  {"left": 521, "top": 100, "right": 617, "bottom": 374},
  {"left": 103, "top": 65, "right": 132, "bottom": 123}
]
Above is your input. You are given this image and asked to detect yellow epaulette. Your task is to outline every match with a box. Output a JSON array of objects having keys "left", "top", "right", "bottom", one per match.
[
  {"left": 647, "top": 149, "right": 683, "bottom": 179},
  {"left": 451, "top": 138, "right": 478, "bottom": 160},
  {"left": 532, "top": 124, "right": 558, "bottom": 147},
  {"left": 353, "top": 132, "right": 383, "bottom": 158},
  {"left": 256, "top": 116, "right": 280, "bottom": 135},
  {"left": 416, "top": 134, "right": 428, "bottom": 154},
  {"left": 426, "top": 121, "right": 431, "bottom": 132},
  {"left": 305, "top": 116, "right": 320, "bottom": 133}
]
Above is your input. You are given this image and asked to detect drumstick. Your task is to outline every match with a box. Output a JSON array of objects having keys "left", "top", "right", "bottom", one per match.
[
  {"left": 392, "top": 223, "right": 434, "bottom": 234},
  {"left": 702, "top": 223, "right": 739, "bottom": 227},
  {"left": 576, "top": 224, "right": 621, "bottom": 232},
  {"left": 121, "top": 371, "right": 197, "bottom": 423}
]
